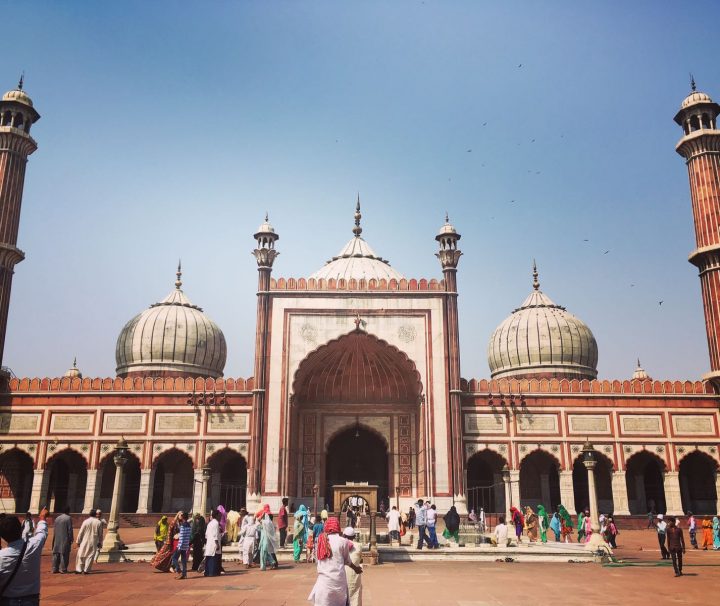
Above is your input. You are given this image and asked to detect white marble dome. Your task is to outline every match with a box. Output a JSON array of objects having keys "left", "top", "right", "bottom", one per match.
[
  {"left": 680, "top": 90, "right": 714, "bottom": 110},
  {"left": 115, "top": 269, "right": 227, "bottom": 378},
  {"left": 487, "top": 267, "right": 598, "bottom": 380}
]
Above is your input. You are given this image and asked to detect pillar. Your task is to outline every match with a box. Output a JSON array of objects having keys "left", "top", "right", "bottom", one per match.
[
  {"left": 192, "top": 468, "right": 204, "bottom": 513},
  {"left": 611, "top": 471, "right": 630, "bottom": 515},
  {"left": 83, "top": 469, "right": 101, "bottom": 514},
  {"left": 663, "top": 472, "right": 683, "bottom": 515},
  {"left": 559, "top": 471, "right": 575, "bottom": 514},
  {"left": 540, "top": 473, "right": 551, "bottom": 507},
  {"left": 136, "top": 469, "right": 152, "bottom": 514},
  {"left": 28, "top": 468, "right": 48, "bottom": 513},
  {"left": 200, "top": 466, "right": 210, "bottom": 517},
  {"left": 509, "top": 470, "right": 520, "bottom": 511},
  {"left": 162, "top": 472, "right": 173, "bottom": 512}
]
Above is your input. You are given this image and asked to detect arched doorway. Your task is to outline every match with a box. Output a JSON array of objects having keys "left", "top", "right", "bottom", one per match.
[
  {"left": 572, "top": 453, "right": 614, "bottom": 514},
  {"left": 0, "top": 449, "right": 34, "bottom": 513},
  {"left": 208, "top": 449, "right": 247, "bottom": 511},
  {"left": 151, "top": 449, "right": 194, "bottom": 513},
  {"left": 325, "top": 427, "right": 388, "bottom": 511},
  {"left": 47, "top": 450, "right": 87, "bottom": 513},
  {"left": 519, "top": 450, "right": 561, "bottom": 510},
  {"left": 625, "top": 451, "right": 666, "bottom": 515},
  {"left": 98, "top": 453, "right": 141, "bottom": 513},
  {"left": 466, "top": 450, "right": 506, "bottom": 513},
  {"left": 679, "top": 451, "right": 718, "bottom": 515}
]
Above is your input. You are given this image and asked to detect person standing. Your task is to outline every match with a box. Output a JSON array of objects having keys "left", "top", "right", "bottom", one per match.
[
  {"left": 577, "top": 510, "right": 586, "bottom": 543},
  {"left": 93, "top": 510, "right": 107, "bottom": 563},
  {"left": 666, "top": 517, "right": 686, "bottom": 577},
  {"left": 509, "top": 506, "right": 524, "bottom": 544},
  {"left": 51, "top": 507, "right": 73, "bottom": 574},
  {"left": 20, "top": 513, "right": 34, "bottom": 542},
  {"left": 154, "top": 516, "right": 168, "bottom": 552},
  {"left": 443, "top": 506, "right": 460, "bottom": 544},
  {"left": 386, "top": 506, "right": 401, "bottom": 546},
  {"left": 656, "top": 514, "right": 670, "bottom": 559},
  {"left": 414, "top": 500, "right": 428, "bottom": 550},
  {"left": 190, "top": 513, "right": 206, "bottom": 572},
  {"left": 426, "top": 504, "right": 439, "bottom": 549},
  {"left": 537, "top": 505, "right": 549, "bottom": 543},
  {"left": 686, "top": 512, "right": 697, "bottom": 549},
  {"left": 549, "top": 511, "right": 561, "bottom": 542},
  {"left": 238, "top": 513, "right": 259, "bottom": 568},
  {"left": 170, "top": 512, "right": 191, "bottom": 580},
  {"left": 75, "top": 510, "right": 103, "bottom": 574},
  {"left": 606, "top": 516, "right": 619, "bottom": 548},
  {"left": 278, "top": 498, "right": 289, "bottom": 548},
  {"left": 558, "top": 505, "right": 573, "bottom": 543},
  {"left": 524, "top": 507, "right": 538, "bottom": 542},
  {"left": 308, "top": 517, "right": 362, "bottom": 606},
  {"left": 293, "top": 505, "right": 309, "bottom": 563},
  {"left": 259, "top": 512, "right": 279, "bottom": 570},
  {"left": 407, "top": 507, "right": 415, "bottom": 531},
  {"left": 0, "top": 507, "right": 49, "bottom": 605},
  {"left": 343, "top": 527, "right": 363, "bottom": 606},
  {"left": 225, "top": 510, "right": 240, "bottom": 544},
  {"left": 203, "top": 510, "right": 222, "bottom": 577}
]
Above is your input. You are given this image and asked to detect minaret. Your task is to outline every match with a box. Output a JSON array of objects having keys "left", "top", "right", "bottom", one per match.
[
  {"left": 674, "top": 79, "right": 720, "bottom": 386},
  {"left": 0, "top": 78, "right": 40, "bottom": 373},
  {"left": 248, "top": 214, "right": 279, "bottom": 508},
  {"left": 435, "top": 214, "right": 466, "bottom": 511}
]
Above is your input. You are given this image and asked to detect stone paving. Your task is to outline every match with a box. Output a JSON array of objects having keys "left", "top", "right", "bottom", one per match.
[{"left": 38, "top": 527, "right": 720, "bottom": 605}]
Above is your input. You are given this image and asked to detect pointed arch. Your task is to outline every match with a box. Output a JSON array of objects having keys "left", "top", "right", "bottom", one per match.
[{"left": 679, "top": 450, "right": 718, "bottom": 515}]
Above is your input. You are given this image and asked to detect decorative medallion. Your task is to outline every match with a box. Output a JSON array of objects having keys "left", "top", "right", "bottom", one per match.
[
  {"left": 398, "top": 325, "right": 417, "bottom": 343},
  {"left": 300, "top": 323, "right": 317, "bottom": 344}
]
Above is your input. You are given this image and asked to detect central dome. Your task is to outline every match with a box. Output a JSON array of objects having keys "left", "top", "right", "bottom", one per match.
[
  {"left": 487, "top": 264, "right": 598, "bottom": 380},
  {"left": 115, "top": 266, "right": 227, "bottom": 378},
  {"left": 309, "top": 198, "right": 405, "bottom": 281}
]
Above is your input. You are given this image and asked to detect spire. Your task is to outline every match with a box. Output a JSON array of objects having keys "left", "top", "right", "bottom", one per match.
[
  {"left": 265, "top": 211, "right": 269, "bottom": 222},
  {"left": 637, "top": 357, "right": 641, "bottom": 368},
  {"left": 690, "top": 73, "right": 696, "bottom": 92},
  {"left": 353, "top": 194, "right": 362, "bottom": 237},
  {"left": 445, "top": 211, "right": 449, "bottom": 224},
  {"left": 72, "top": 357, "right": 77, "bottom": 369},
  {"left": 532, "top": 259, "right": 540, "bottom": 291},
  {"left": 17, "top": 72, "right": 24, "bottom": 91},
  {"left": 175, "top": 260, "right": 182, "bottom": 289}
]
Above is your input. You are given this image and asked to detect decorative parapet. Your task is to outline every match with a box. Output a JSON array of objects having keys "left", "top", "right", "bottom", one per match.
[
  {"left": 6, "top": 376, "right": 254, "bottom": 393},
  {"left": 460, "top": 377, "right": 714, "bottom": 396},
  {"left": 269, "top": 277, "right": 445, "bottom": 291}
]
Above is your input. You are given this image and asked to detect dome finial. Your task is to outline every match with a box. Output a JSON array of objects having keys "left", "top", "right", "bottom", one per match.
[
  {"left": 72, "top": 356, "right": 77, "bottom": 369},
  {"left": 265, "top": 211, "right": 269, "bottom": 222},
  {"left": 445, "top": 211, "right": 449, "bottom": 224},
  {"left": 532, "top": 259, "right": 540, "bottom": 291},
  {"left": 17, "top": 72, "right": 24, "bottom": 91},
  {"left": 175, "top": 260, "right": 182, "bottom": 289},
  {"left": 690, "top": 73, "right": 696, "bottom": 92},
  {"left": 353, "top": 194, "right": 362, "bottom": 237}
]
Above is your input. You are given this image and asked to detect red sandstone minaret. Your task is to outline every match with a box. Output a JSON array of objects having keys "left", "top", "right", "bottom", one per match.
[
  {"left": 675, "top": 79, "right": 720, "bottom": 386},
  {"left": 0, "top": 78, "right": 40, "bottom": 374}
]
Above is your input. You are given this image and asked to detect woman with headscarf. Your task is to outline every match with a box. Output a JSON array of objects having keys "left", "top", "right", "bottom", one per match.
[
  {"left": 524, "top": 506, "right": 538, "bottom": 542},
  {"left": 712, "top": 516, "right": 720, "bottom": 550},
  {"left": 154, "top": 515, "right": 169, "bottom": 552},
  {"left": 151, "top": 513, "right": 179, "bottom": 572},
  {"left": 509, "top": 506, "right": 524, "bottom": 544},
  {"left": 343, "top": 526, "right": 363, "bottom": 606},
  {"left": 537, "top": 505, "right": 550, "bottom": 543},
  {"left": 190, "top": 513, "right": 206, "bottom": 571},
  {"left": 293, "top": 504, "right": 309, "bottom": 563},
  {"left": 577, "top": 510, "right": 586, "bottom": 543},
  {"left": 558, "top": 505, "right": 574, "bottom": 543},
  {"left": 216, "top": 505, "right": 228, "bottom": 537},
  {"left": 226, "top": 509, "right": 241, "bottom": 543},
  {"left": 259, "top": 510, "right": 280, "bottom": 570},
  {"left": 443, "top": 506, "right": 461, "bottom": 544},
  {"left": 701, "top": 517, "right": 713, "bottom": 549},
  {"left": 549, "top": 511, "right": 561, "bottom": 541},
  {"left": 238, "top": 511, "right": 259, "bottom": 568},
  {"left": 308, "top": 516, "right": 363, "bottom": 606}
]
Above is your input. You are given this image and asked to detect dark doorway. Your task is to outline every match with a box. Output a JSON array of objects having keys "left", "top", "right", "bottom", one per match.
[
  {"left": 625, "top": 451, "right": 666, "bottom": 515},
  {"left": 0, "top": 449, "right": 34, "bottom": 513},
  {"left": 679, "top": 451, "right": 718, "bottom": 515},
  {"left": 466, "top": 450, "right": 506, "bottom": 513},
  {"left": 325, "top": 427, "right": 388, "bottom": 510},
  {"left": 47, "top": 450, "right": 87, "bottom": 513},
  {"left": 151, "top": 449, "right": 194, "bottom": 513},
  {"left": 519, "top": 450, "right": 561, "bottom": 510},
  {"left": 572, "top": 453, "right": 614, "bottom": 514},
  {"left": 209, "top": 449, "right": 247, "bottom": 511}
]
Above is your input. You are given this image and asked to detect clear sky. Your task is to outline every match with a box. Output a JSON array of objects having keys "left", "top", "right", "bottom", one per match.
[{"left": 2, "top": 0, "right": 719, "bottom": 380}]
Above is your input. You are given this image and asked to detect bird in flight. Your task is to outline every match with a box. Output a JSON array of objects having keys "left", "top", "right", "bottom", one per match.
[
  {"left": 467, "top": 149, "right": 472, "bottom": 152},
  {"left": 518, "top": 64, "right": 523, "bottom": 68},
  {"left": 482, "top": 122, "right": 487, "bottom": 126},
  {"left": 603, "top": 250, "right": 610, "bottom": 254},
  {"left": 658, "top": 301, "right": 664, "bottom": 306}
]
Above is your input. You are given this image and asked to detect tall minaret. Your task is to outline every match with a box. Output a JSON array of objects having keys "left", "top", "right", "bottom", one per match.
[
  {"left": 674, "top": 79, "right": 720, "bottom": 387},
  {"left": 435, "top": 214, "right": 466, "bottom": 511},
  {"left": 0, "top": 78, "right": 40, "bottom": 373},
  {"left": 248, "top": 214, "right": 279, "bottom": 508}
]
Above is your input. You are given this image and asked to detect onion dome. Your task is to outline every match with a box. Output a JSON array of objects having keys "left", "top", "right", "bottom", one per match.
[
  {"left": 64, "top": 358, "right": 82, "bottom": 379},
  {"left": 437, "top": 213, "right": 458, "bottom": 238},
  {"left": 1, "top": 76, "right": 40, "bottom": 125},
  {"left": 115, "top": 264, "right": 227, "bottom": 378},
  {"left": 632, "top": 359, "right": 650, "bottom": 380},
  {"left": 487, "top": 262, "right": 598, "bottom": 380},
  {"left": 309, "top": 197, "right": 405, "bottom": 282}
]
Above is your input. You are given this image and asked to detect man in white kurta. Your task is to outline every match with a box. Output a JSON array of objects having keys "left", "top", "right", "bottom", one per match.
[
  {"left": 75, "top": 510, "right": 103, "bottom": 573},
  {"left": 238, "top": 517, "right": 259, "bottom": 567},
  {"left": 204, "top": 511, "right": 222, "bottom": 577},
  {"left": 386, "top": 506, "right": 401, "bottom": 545}
]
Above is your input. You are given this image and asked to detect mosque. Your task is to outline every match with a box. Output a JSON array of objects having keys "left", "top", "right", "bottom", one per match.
[{"left": 0, "top": 80, "right": 718, "bottom": 521}]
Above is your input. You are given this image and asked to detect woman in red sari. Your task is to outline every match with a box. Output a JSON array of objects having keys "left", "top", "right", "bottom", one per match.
[{"left": 151, "top": 511, "right": 182, "bottom": 572}]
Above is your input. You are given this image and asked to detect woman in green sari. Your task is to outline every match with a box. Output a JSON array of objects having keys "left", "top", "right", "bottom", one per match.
[
  {"left": 293, "top": 504, "right": 309, "bottom": 562},
  {"left": 537, "top": 505, "right": 550, "bottom": 543}
]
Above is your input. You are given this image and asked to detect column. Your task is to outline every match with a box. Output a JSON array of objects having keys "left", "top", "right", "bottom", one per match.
[
  {"left": 540, "top": 473, "right": 551, "bottom": 507},
  {"left": 162, "top": 473, "right": 174, "bottom": 512},
  {"left": 28, "top": 469, "right": 49, "bottom": 513},
  {"left": 210, "top": 472, "right": 221, "bottom": 508},
  {"left": 663, "top": 472, "right": 683, "bottom": 515},
  {"left": 191, "top": 468, "right": 204, "bottom": 513},
  {"left": 509, "top": 471, "right": 520, "bottom": 510},
  {"left": 611, "top": 471, "right": 630, "bottom": 515},
  {"left": 136, "top": 469, "right": 153, "bottom": 514},
  {"left": 67, "top": 473, "right": 78, "bottom": 512},
  {"left": 559, "top": 471, "right": 575, "bottom": 514},
  {"left": 83, "top": 469, "right": 101, "bottom": 514},
  {"left": 200, "top": 467, "right": 210, "bottom": 517}
]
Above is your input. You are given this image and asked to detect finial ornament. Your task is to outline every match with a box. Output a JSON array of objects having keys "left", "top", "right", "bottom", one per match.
[
  {"left": 265, "top": 211, "right": 269, "bottom": 222},
  {"left": 17, "top": 72, "right": 24, "bottom": 91},
  {"left": 690, "top": 73, "right": 696, "bottom": 92},
  {"left": 445, "top": 211, "right": 449, "bottom": 223},
  {"left": 175, "top": 260, "right": 182, "bottom": 289},
  {"left": 353, "top": 194, "right": 362, "bottom": 237},
  {"left": 72, "top": 357, "right": 77, "bottom": 369},
  {"left": 532, "top": 259, "right": 540, "bottom": 291}
]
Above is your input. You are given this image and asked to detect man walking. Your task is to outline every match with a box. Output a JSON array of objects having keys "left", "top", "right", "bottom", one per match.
[
  {"left": 426, "top": 504, "right": 439, "bottom": 549},
  {"left": 414, "top": 499, "right": 428, "bottom": 550},
  {"left": 666, "top": 517, "right": 686, "bottom": 577},
  {"left": 51, "top": 507, "right": 73, "bottom": 574},
  {"left": 687, "top": 512, "right": 697, "bottom": 549},
  {"left": 204, "top": 510, "right": 222, "bottom": 577},
  {"left": 278, "top": 498, "right": 289, "bottom": 548},
  {"left": 656, "top": 514, "right": 670, "bottom": 560},
  {"left": 75, "top": 509, "right": 103, "bottom": 574},
  {"left": 171, "top": 512, "right": 191, "bottom": 580}
]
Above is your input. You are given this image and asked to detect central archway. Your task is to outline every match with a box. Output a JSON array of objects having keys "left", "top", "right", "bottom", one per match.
[{"left": 325, "top": 427, "right": 389, "bottom": 510}]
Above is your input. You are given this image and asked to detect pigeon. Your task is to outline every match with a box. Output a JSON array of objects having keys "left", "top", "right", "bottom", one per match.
[
  {"left": 604, "top": 250, "right": 610, "bottom": 254},
  {"left": 659, "top": 301, "right": 664, "bottom": 306},
  {"left": 467, "top": 149, "right": 472, "bottom": 152}
]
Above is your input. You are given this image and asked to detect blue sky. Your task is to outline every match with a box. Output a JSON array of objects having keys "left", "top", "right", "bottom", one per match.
[{"left": 2, "top": 0, "right": 719, "bottom": 380}]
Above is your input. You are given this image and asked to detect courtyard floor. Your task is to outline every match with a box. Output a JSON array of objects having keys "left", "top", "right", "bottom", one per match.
[{"left": 39, "top": 527, "right": 720, "bottom": 605}]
